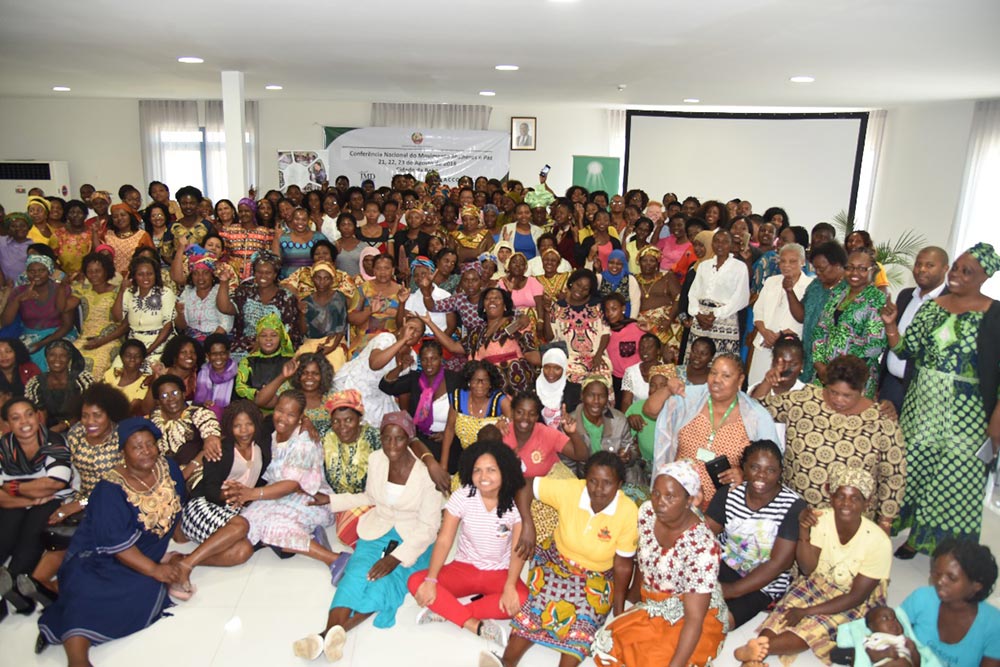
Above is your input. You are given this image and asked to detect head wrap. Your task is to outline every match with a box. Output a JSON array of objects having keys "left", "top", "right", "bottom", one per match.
[
  {"left": 649, "top": 364, "right": 676, "bottom": 380},
  {"left": 524, "top": 188, "right": 555, "bottom": 210},
  {"left": 25, "top": 254, "right": 54, "bottom": 274},
  {"left": 479, "top": 252, "right": 499, "bottom": 268},
  {"left": 602, "top": 248, "right": 629, "bottom": 289},
  {"left": 381, "top": 410, "right": 416, "bottom": 439},
  {"left": 968, "top": 242, "right": 1000, "bottom": 278},
  {"left": 425, "top": 170, "right": 440, "bottom": 182},
  {"left": 490, "top": 240, "right": 514, "bottom": 277},
  {"left": 45, "top": 338, "right": 86, "bottom": 376},
  {"left": 461, "top": 261, "right": 484, "bottom": 278},
  {"left": 460, "top": 204, "right": 481, "bottom": 221},
  {"left": 250, "top": 249, "right": 281, "bottom": 273},
  {"left": 237, "top": 197, "right": 258, "bottom": 214},
  {"left": 311, "top": 261, "right": 336, "bottom": 280},
  {"left": 110, "top": 202, "right": 140, "bottom": 223},
  {"left": 358, "top": 245, "right": 382, "bottom": 281},
  {"left": 409, "top": 255, "right": 436, "bottom": 273},
  {"left": 637, "top": 245, "right": 662, "bottom": 260},
  {"left": 327, "top": 389, "right": 365, "bottom": 416},
  {"left": 95, "top": 243, "right": 115, "bottom": 258},
  {"left": 692, "top": 230, "right": 717, "bottom": 270},
  {"left": 253, "top": 312, "right": 294, "bottom": 357},
  {"left": 653, "top": 459, "right": 701, "bottom": 498},
  {"left": 90, "top": 190, "right": 112, "bottom": 204},
  {"left": 828, "top": 467, "right": 876, "bottom": 501},
  {"left": 536, "top": 347, "right": 569, "bottom": 412},
  {"left": 4, "top": 212, "right": 32, "bottom": 231},
  {"left": 581, "top": 372, "right": 612, "bottom": 393},
  {"left": 117, "top": 417, "right": 163, "bottom": 450},
  {"left": 482, "top": 204, "right": 499, "bottom": 216},
  {"left": 26, "top": 196, "right": 50, "bottom": 213},
  {"left": 541, "top": 247, "right": 562, "bottom": 260},
  {"left": 189, "top": 253, "right": 216, "bottom": 274}
]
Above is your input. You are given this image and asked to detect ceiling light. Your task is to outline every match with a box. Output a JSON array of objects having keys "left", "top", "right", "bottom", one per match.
[
  {"left": 789, "top": 75, "right": 815, "bottom": 83},
  {"left": 177, "top": 56, "right": 204, "bottom": 64},
  {"left": 495, "top": 65, "right": 519, "bottom": 71},
  {"left": 52, "top": 86, "right": 71, "bottom": 92},
  {"left": 265, "top": 84, "right": 283, "bottom": 91},
  {"left": 479, "top": 91, "right": 496, "bottom": 97},
  {"left": 683, "top": 98, "right": 700, "bottom": 103}
]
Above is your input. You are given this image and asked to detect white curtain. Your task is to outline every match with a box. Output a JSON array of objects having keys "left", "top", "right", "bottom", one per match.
[
  {"left": 371, "top": 103, "right": 491, "bottom": 130},
  {"left": 951, "top": 99, "right": 1000, "bottom": 257},
  {"left": 853, "top": 109, "right": 886, "bottom": 230},
  {"left": 139, "top": 100, "right": 200, "bottom": 193},
  {"left": 607, "top": 109, "right": 627, "bottom": 194},
  {"left": 205, "top": 100, "right": 259, "bottom": 201}
]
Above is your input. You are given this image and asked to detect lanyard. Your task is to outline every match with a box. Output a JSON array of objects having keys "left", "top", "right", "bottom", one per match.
[{"left": 707, "top": 395, "right": 738, "bottom": 445}]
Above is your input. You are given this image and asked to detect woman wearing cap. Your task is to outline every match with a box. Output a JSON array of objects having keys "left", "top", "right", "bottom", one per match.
[
  {"left": 292, "top": 411, "right": 442, "bottom": 661},
  {"left": 883, "top": 242, "right": 1000, "bottom": 558},
  {"left": 36, "top": 418, "right": 186, "bottom": 662},
  {"left": 451, "top": 204, "right": 493, "bottom": 264},
  {"left": 2, "top": 255, "right": 75, "bottom": 370},
  {"left": 174, "top": 248, "right": 233, "bottom": 343},
  {"left": 734, "top": 468, "right": 891, "bottom": 665},
  {"left": 593, "top": 459, "right": 727, "bottom": 667}
]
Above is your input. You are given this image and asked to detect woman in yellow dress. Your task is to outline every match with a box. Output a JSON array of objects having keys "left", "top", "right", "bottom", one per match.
[{"left": 70, "top": 253, "right": 123, "bottom": 379}]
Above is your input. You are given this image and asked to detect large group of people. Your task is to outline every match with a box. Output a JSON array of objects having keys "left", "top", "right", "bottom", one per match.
[{"left": 0, "top": 172, "right": 998, "bottom": 667}]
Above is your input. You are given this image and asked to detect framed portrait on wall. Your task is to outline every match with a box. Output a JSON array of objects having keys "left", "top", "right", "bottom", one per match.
[{"left": 510, "top": 117, "right": 536, "bottom": 151}]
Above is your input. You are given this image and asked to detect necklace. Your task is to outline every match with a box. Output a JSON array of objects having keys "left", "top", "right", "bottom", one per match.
[
  {"left": 706, "top": 394, "right": 738, "bottom": 445},
  {"left": 636, "top": 274, "right": 660, "bottom": 299},
  {"left": 125, "top": 467, "right": 156, "bottom": 493}
]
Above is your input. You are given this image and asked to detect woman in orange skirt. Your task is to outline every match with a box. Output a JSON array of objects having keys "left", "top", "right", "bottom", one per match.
[{"left": 592, "top": 459, "right": 728, "bottom": 667}]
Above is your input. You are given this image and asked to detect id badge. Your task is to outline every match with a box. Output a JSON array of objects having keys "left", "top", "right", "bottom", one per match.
[{"left": 696, "top": 447, "right": 715, "bottom": 463}]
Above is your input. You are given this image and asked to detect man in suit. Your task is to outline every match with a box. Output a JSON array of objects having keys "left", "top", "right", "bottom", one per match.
[
  {"left": 516, "top": 122, "right": 533, "bottom": 147},
  {"left": 878, "top": 246, "right": 950, "bottom": 413}
]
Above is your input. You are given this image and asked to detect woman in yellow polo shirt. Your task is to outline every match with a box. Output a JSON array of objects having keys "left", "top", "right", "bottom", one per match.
[{"left": 481, "top": 451, "right": 639, "bottom": 667}]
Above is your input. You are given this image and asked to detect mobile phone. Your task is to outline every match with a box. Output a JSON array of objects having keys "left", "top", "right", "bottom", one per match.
[
  {"left": 381, "top": 539, "right": 400, "bottom": 558},
  {"left": 705, "top": 455, "right": 732, "bottom": 489},
  {"left": 540, "top": 164, "right": 551, "bottom": 177}
]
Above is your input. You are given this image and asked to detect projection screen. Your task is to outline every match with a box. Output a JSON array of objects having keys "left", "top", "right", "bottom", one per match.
[{"left": 623, "top": 111, "right": 868, "bottom": 227}]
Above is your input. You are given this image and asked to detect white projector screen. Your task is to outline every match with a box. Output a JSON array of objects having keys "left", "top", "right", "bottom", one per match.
[{"left": 624, "top": 112, "right": 868, "bottom": 228}]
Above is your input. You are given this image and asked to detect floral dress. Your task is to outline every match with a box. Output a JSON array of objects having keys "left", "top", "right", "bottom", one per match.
[
  {"left": 72, "top": 283, "right": 120, "bottom": 379},
  {"left": 469, "top": 324, "right": 539, "bottom": 395},
  {"left": 810, "top": 282, "right": 887, "bottom": 397},
  {"left": 230, "top": 283, "right": 301, "bottom": 357},
  {"left": 52, "top": 228, "right": 93, "bottom": 275},
  {"left": 119, "top": 287, "right": 176, "bottom": 366},
  {"left": 549, "top": 298, "right": 612, "bottom": 384},
  {"left": 219, "top": 224, "right": 274, "bottom": 281},
  {"left": 102, "top": 230, "right": 155, "bottom": 276}
]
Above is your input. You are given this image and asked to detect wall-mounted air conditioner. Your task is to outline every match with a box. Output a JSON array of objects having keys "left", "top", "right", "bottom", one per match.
[{"left": 0, "top": 160, "right": 71, "bottom": 209}]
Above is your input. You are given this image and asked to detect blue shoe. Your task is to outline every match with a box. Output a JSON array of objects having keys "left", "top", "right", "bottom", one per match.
[
  {"left": 329, "top": 552, "right": 351, "bottom": 586},
  {"left": 313, "top": 526, "right": 332, "bottom": 552}
]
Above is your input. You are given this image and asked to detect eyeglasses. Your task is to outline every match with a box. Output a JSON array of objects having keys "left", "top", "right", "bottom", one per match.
[
  {"left": 158, "top": 389, "right": 183, "bottom": 399},
  {"left": 844, "top": 264, "right": 873, "bottom": 273}
]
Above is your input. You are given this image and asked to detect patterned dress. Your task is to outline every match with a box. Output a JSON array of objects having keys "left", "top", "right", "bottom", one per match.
[
  {"left": 120, "top": 287, "right": 176, "bottom": 366},
  {"left": 810, "top": 282, "right": 887, "bottom": 397},
  {"left": 65, "top": 422, "right": 121, "bottom": 504},
  {"left": 52, "top": 228, "right": 93, "bottom": 275},
  {"left": 799, "top": 280, "right": 835, "bottom": 383},
  {"left": 230, "top": 284, "right": 301, "bottom": 357},
  {"left": 72, "top": 283, "right": 120, "bottom": 379},
  {"left": 592, "top": 507, "right": 728, "bottom": 667},
  {"left": 276, "top": 231, "right": 328, "bottom": 279},
  {"left": 102, "top": 230, "right": 155, "bottom": 276},
  {"left": 321, "top": 424, "right": 381, "bottom": 546},
  {"left": 430, "top": 292, "right": 483, "bottom": 371},
  {"left": 892, "top": 301, "right": 993, "bottom": 553},
  {"left": 676, "top": 411, "right": 750, "bottom": 510},
  {"left": 469, "top": 324, "right": 539, "bottom": 395},
  {"left": 218, "top": 224, "right": 274, "bottom": 281},
  {"left": 750, "top": 250, "right": 779, "bottom": 294},
  {"left": 549, "top": 299, "right": 611, "bottom": 384},
  {"left": 764, "top": 385, "right": 906, "bottom": 522}
]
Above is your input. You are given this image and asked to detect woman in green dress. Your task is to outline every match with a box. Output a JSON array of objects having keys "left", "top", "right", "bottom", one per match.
[{"left": 882, "top": 242, "right": 1000, "bottom": 557}]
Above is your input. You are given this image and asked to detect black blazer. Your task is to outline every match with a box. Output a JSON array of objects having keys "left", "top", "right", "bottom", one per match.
[
  {"left": 379, "top": 369, "right": 462, "bottom": 418},
  {"left": 195, "top": 435, "right": 272, "bottom": 506}
]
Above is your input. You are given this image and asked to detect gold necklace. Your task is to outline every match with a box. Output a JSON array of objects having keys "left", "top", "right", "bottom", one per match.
[
  {"left": 636, "top": 273, "right": 660, "bottom": 299},
  {"left": 125, "top": 467, "right": 156, "bottom": 493}
]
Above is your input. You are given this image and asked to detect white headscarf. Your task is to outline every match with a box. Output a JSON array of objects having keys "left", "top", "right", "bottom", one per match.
[{"left": 536, "top": 347, "right": 568, "bottom": 413}]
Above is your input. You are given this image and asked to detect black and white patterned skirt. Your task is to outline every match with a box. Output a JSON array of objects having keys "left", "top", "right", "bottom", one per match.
[{"left": 181, "top": 496, "right": 240, "bottom": 543}]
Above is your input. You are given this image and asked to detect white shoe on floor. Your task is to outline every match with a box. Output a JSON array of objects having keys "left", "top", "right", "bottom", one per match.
[
  {"left": 478, "top": 619, "right": 508, "bottom": 648},
  {"left": 323, "top": 625, "right": 347, "bottom": 662},
  {"left": 415, "top": 606, "right": 445, "bottom": 625},
  {"left": 292, "top": 633, "right": 323, "bottom": 660},
  {"left": 478, "top": 650, "right": 503, "bottom": 667}
]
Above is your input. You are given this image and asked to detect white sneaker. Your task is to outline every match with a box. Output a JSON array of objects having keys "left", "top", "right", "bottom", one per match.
[
  {"left": 478, "top": 620, "right": 508, "bottom": 648},
  {"left": 323, "top": 625, "right": 347, "bottom": 662},
  {"left": 415, "top": 606, "right": 446, "bottom": 625},
  {"left": 478, "top": 650, "right": 504, "bottom": 667},
  {"left": 292, "top": 634, "right": 323, "bottom": 660}
]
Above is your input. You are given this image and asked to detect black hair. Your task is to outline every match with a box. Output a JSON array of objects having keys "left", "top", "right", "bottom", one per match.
[
  {"left": 584, "top": 450, "right": 626, "bottom": 484},
  {"left": 846, "top": 230, "right": 875, "bottom": 249},
  {"left": 810, "top": 241, "right": 848, "bottom": 267},
  {"left": 372, "top": 253, "right": 394, "bottom": 269},
  {"left": 147, "top": 180, "right": 169, "bottom": 197},
  {"left": 712, "top": 352, "right": 745, "bottom": 374},
  {"left": 602, "top": 292, "right": 628, "bottom": 308},
  {"left": 536, "top": 232, "right": 557, "bottom": 247},
  {"left": 337, "top": 212, "right": 358, "bottom": 230},
  {"left": 691, "top": 336, "right": 717, "bottom": 357},
  {"left": 175, "top": 185, "right": 203, "bottom": 201},
  {"left": 160, "top": 334, "right": 205, "bottom": 370},
  {"left": 461, "top": 360, "right": 504, "bottom": 393},
  {"left": 685, "top": 217, "right": 708, "bottom": 235},
  {"left": 221, "top": 399, "right": 265, "bottom": 446},
  {"left": 510, "top": 391, "right": 542, "bottom": 414},
  {"left": 458, "top": 440, "right": 525, "bottom": 519},
  {"left": 213, "top": 199, "right": 236, "bottom": 221},
  {"left": 277, "top": 388, "right": 307, "bottom": 414},
  {"left": 419, "top": 339, "right": 443, "bottom": 359},
  {"left": 640, "top": 332, "right": 662, "bottom": 349},
  {"left": 589, "top": 190, "right": 609, "bottom": 204},
  {"left": 291, "top": 352, "right": 334, "bottom": 394},
  {"left": 118, "top": 338, "right": 147, "bottom": 359},
  {"left": 143, "top": 202, "right": 172, "bottom": 236},
  {"left": 80, "top": 382, "right": 131, "bottom": 424},
  {"left": 825, "top": 355, "right": 869, "bottom": 392},
  {"left": 565, "top": 185, "right": 588, "bottom": 200},
  {"left": 740, "top": 439, "right": 784, "bottom": 468},
  {"left": 762, "top": 206, "right": 789, "bottom": 226},
  {"left": 0, "top": 337, "right": 32, "bottom": 368},
  {"left": 81, "top": 251, "right": 116, "bottom": 282},
  {"left": 201, "top": 231, "right": 225, "bottom": 254},
  {"left": 566, "top": 268, "right": 598, "bottom": 298},
  {"left": 203, "top": 332, "right": 231, "bottom": 353},
  {"left": 27, "top": 243, "right": 57, "bottom": 262},
  {"left": 633, "top": 216, "right": 654, "bottom": 233},
  {"left": 476, "top": 423, "right": 503, "bottom": 443},
  {"left": 310, "top": 239, "right": 338, "bottom": 262},
  {"left": 932, "top": 540, "right": 998, "bottom": 603},
  {"left": 477, "top": 287, "right": 515, "bottom": 321},
  {"left": 64, "top": 199, "right": 89, "bottom": 219},
  {"left": 434, "top": 247, "right": 458, "bottom": 274},
  {"left": 0, "top": 396, "right": 37, "bottom": 421},
  {"left": 151, "top": 374, "right": 186, "bottom": 400},
  {"left": 811, "top": 222, "right": 836, "bottom": 239},
  {"left": 784, "top": 225, "right": 810, "bottom": 248},
  {"left": 772, "top": 333, "right": 804, "bottom": 359},
  {"left": 128, "top": 255, "right": 163, "bottom": 290},
  {"left": 118, "top": 184, "right": 140, "bottom": 201}
]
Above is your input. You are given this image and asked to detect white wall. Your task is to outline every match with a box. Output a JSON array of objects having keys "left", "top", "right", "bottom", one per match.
[
  {"left": 868, "top": 100, "right": 976, "bottom": 251},
  {"left": 0, "top": 97, "right": 143, "bottom": 204}
]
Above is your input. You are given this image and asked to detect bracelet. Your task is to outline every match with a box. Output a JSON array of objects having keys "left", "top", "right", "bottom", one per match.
[
  {"left": 420, "top": 452, "right": 434, "bottom": 461},
  {"left": 8, "top": 480, "right": 19, "bottom": 497},
  {"left": 259, "top": 488, "right": 264, "bottom": 500},
  {"left": 424, "top": 577, "right": 438, "bottom": 584}
]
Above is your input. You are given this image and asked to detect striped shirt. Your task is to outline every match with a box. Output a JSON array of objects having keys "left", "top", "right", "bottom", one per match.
[
  {"left": 705, "top": 482, "right": 805, "bottom": 599},
  {"left": 0, "top": 430, "right": 73, "bottom": 499},
  {"left": 446, "top": 487, "right": 521, "bottom": 571}
]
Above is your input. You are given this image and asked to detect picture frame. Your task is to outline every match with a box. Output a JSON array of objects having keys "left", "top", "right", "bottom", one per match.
[{"left": 510, "top": 116, "right": 536, "bottom": 151}]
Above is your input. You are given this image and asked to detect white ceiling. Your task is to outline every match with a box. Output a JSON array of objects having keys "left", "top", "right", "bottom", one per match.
[{"left": 1, "top": 0, "right": 999, "bottom": 107}]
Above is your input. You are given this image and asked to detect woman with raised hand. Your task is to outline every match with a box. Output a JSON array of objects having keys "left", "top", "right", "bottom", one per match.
[{"left": 3, "top": 255, "right": 75, "bottom": 371}]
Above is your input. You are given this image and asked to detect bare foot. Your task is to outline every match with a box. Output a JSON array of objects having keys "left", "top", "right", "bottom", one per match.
[{"left": 734, "top": 636, "right": 769, "bottom": 662}]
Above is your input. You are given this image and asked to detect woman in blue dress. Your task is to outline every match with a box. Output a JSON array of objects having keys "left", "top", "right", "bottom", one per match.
[{"left": 38, "top": 417, "right": 186, "bottom": 664}]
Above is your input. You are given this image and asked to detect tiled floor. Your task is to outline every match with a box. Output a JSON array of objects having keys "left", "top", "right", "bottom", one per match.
[{"left": 3, "top": 505, "right": 999, "bottom": 667}]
